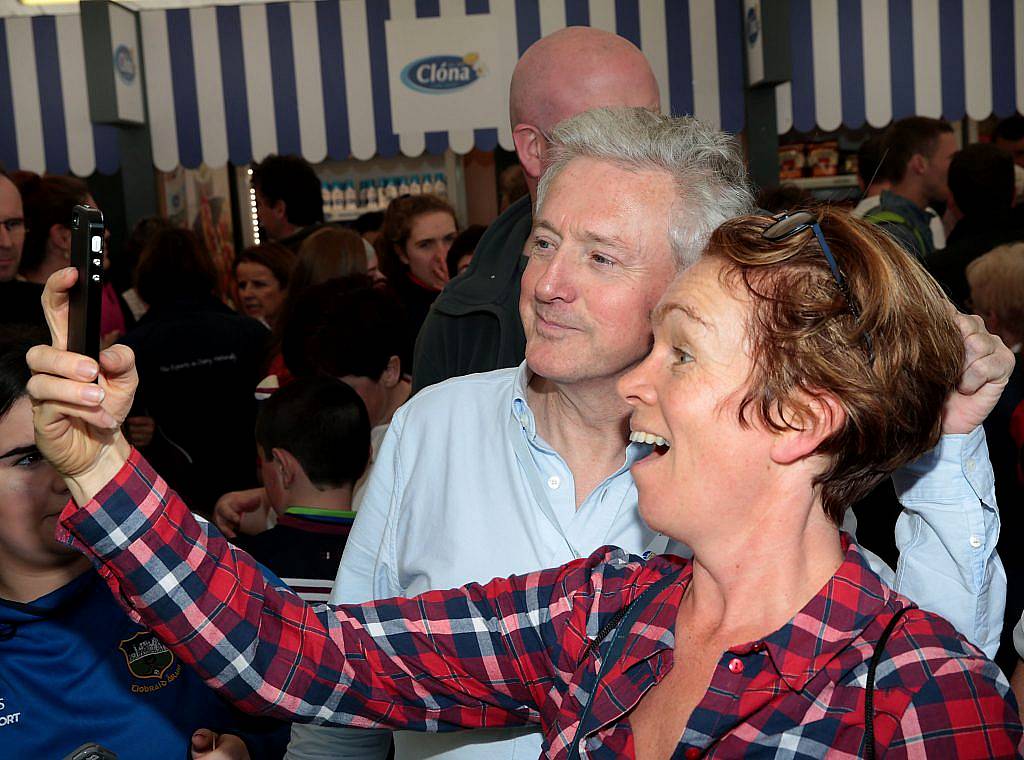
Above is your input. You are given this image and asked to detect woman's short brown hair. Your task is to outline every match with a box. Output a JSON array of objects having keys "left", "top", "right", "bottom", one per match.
[
  {"left": 706, "top": 208, "right": 962, "bottom": 524},
  {"left": 234, "top": 242, "right": 296, "bottom": 289},
  {"left": 294, "top": 226, "right": 367, "bottom": 291},
  {"left": 375, "top": 194, "right": 456, "bottom": 282},
  {"left": 135, "top": 228, "right": 217, "bottom": 307},
  {"left": 269, "top": 227, "right": 368, "bottom": 354}
]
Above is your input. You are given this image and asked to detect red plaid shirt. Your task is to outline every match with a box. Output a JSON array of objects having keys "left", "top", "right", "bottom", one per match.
[{"left": 58, "top": 451, "right": 1022, "bottom": 758}]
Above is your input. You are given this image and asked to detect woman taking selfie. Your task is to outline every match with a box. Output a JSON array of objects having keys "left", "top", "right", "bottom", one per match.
[{"left": 28, "top": 207, "right": 1022, "bottom": 757}]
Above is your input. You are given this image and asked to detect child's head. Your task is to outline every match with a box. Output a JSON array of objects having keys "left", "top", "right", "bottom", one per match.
[{"left": 255, "top": 376, "right": 371, "bottom": 513}]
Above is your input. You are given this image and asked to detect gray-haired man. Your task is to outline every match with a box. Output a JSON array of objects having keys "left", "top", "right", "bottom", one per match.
[{"left": 287, "top": 107, "right": 1008, "bottom": 760}]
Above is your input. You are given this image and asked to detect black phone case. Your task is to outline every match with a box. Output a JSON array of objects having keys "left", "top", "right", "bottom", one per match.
[{"left": 67, "top": 204, "right": 104, "bottom": 360}]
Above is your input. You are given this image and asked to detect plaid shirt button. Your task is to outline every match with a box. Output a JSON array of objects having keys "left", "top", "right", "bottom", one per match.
[{"left": 728, "top": 657, "right": 744, "bottom": 674}]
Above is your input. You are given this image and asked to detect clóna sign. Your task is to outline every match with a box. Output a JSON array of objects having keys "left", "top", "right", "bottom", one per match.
[{"left": 400, "top": 54, "right": 485, "bottom": 94}]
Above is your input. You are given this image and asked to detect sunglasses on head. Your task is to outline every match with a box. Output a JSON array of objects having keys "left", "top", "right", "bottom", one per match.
[{"left": 762, "top": 211, "right": 874, "bottom": 364}]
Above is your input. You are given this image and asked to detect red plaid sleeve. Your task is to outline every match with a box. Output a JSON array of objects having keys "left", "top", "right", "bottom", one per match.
[
  {"left": 872, "top": 613, "right": 1022, "bottom": 758},
  {"left": 56, "top": 450, "right": 613, "bottom": 731}
]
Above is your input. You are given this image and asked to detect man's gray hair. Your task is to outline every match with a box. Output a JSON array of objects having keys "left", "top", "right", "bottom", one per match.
[{"left": 536, "top": 107, "right": 755, "bottom": 268}]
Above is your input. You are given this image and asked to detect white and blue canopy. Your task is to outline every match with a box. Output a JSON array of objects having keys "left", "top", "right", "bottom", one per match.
[{"left": 0, "top": 0, "right": 1020, "bottom": 176}]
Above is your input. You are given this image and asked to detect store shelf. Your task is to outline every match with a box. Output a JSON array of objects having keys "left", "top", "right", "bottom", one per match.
[
  {"left": 325, "top": 208, "right": 371, "bottom": 223},
  {"left": 784, "top": 175, "right": 859, "bottom": 190}
]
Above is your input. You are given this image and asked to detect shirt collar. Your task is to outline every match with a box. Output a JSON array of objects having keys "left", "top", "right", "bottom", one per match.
[
  {"left": 757, "top": 534, "right": 893, "bottom": 691},
  {"left": 510, "top": 361, "right": 537, "bottom": 438},
  {"left": 509, "top": 361, "right": 651, "bottom": 466},
  {"left": 615, "top": 535, "right": 895, "bottom": 691}
]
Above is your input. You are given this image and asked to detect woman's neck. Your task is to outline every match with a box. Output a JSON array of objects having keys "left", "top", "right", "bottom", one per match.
[{"left": 679, "top": 496, "right": 845, "bottom": 647}]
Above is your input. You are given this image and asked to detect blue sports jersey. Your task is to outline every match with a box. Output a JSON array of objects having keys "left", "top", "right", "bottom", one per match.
[{"left": 0, "top": 569, "right": 288, "bottom": 759}]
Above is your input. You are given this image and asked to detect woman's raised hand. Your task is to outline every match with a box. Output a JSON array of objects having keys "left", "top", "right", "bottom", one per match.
[{"left": 26, "top": 267, "right": 136, "bottom": 503}]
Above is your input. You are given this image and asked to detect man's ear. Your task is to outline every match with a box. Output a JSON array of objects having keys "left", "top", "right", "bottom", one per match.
[
  {"left": 271, "top": 198, "right": 287, "bottom": 225},
  {"left": 49, "top": 223, "right": 71, "bottom": 255},
  {"left": 380, "top": 355, "right": 401, "bottom": 388},
  {"left": 769, "top": 392, "right": 846, "bottom": 466},
  {"left": 908, "top": 153, "right": 929, "bottom": 178},
  {"left": 512, "top": 123, "right": 546, "bottom": 184},
  {"left": 272, "top": 447, "right": 302, "bottom": 490}
]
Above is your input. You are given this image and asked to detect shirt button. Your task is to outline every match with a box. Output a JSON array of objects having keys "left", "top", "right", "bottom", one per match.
[
  {"left": 728, "top": 657, "right": 744, "bottom": 674},
  {"left": 548, "top": 476, "right": 561, "bottom": 489},
  {"left": 685, "top": 748, "right": 702, "bottom": 759},
  {"left": 969, "top": 535, "right": 983, "bottom": 549},
  {"left": 966, "top": 457, "right": 977, "bottom": 473}
]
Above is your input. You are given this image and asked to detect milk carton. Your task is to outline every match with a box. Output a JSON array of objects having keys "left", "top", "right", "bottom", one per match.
[
  {"left": 330, "top": 182, "right": 345, "bottom": 216},
  {"left": 322, "top": 182, "right": 332, "bottom": 216},
  {"left": 433, "top": 173, "right": 447, "bottom": 198},
  {"left": 344, "top": 180, "right": 358, "bottom": 211}
]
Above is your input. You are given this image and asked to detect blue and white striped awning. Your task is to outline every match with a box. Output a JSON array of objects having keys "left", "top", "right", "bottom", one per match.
[
  {"left": 138, "top": 0, "right": 746, "bottom": 171},
  {"left": 0, "top": 0, "right": 1021, "bottom": 176},
  {"left": 774, "top": 0, "right": 1024, "bottom": 135},
  {"left": 0, "top": 13, "right": 121, "bottom": 176}
]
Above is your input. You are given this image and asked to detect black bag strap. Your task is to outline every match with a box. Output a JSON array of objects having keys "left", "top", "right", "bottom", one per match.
[
  {"left": 864, "top": 605, "right": 911, "bottom": 760},
  {"left": 566, "top": 568, "right": 681, "bottom": 760}
]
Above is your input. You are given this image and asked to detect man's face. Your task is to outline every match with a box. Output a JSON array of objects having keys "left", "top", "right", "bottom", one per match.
[
  {"left": 995, "top": 136, "right": 1024, "bottom": 169},
  {"left": 520, "top": 157, "right": 679, "bottom": 386},
  {"left": 923, "top": 132, "right": 958, "bottom": 205},
  {"left": 0, "top": 397, "right": 79, "bottom": 583},
  {"left": 0, "top": 177, "right": 25, "bottom": 282}
]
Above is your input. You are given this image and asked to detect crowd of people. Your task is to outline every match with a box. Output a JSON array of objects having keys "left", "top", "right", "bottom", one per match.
[{"left": 2, "top": 23, "right": 1024, "bottom": 760}]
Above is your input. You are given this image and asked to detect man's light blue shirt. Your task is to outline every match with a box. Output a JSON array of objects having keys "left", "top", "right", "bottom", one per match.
[{"left": 286, "top": 363, "right": 1004, "bottom": 760}]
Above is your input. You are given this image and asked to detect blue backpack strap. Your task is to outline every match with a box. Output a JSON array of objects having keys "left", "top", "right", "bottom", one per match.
[{"left": 566, "top": 567, "right": 682, "bottom": 760}]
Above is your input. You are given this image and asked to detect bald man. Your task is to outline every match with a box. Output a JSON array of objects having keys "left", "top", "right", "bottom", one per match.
[
  {"left": 0, "top": 171, "right": 44, "bottom": 327},
  {"left": 410, "top": 27, "right": 659, "bottom": 392}
]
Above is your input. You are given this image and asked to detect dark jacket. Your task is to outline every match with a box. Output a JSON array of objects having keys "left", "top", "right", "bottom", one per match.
[
  {"left": 390, "top": 273, "right": 443, "bottom": 375},
  {"left": 863, "top": 190, "right": 936, "bottom": 262},
  {"left": 411, "top": 195, "right": 533, "bottom": 392},
  {"left": 120, "top": 295, "right": 268, "bottom": 514},
  {"left": 276, "top": 222, "right": 326, "bottom": 253},
  {"left": 928, "top": 207, "right": 1024, "bottom": 310},
  {"left": 0, "top": 280, "right": 44, "bottom": 327},
  {"left": 234, "top": 509, "right": 354, "bottom": 603}
]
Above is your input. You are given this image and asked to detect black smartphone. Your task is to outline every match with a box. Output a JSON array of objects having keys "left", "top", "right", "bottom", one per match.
[{"left": 67, "top": 204, "right": 105, "bottom": 360}]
